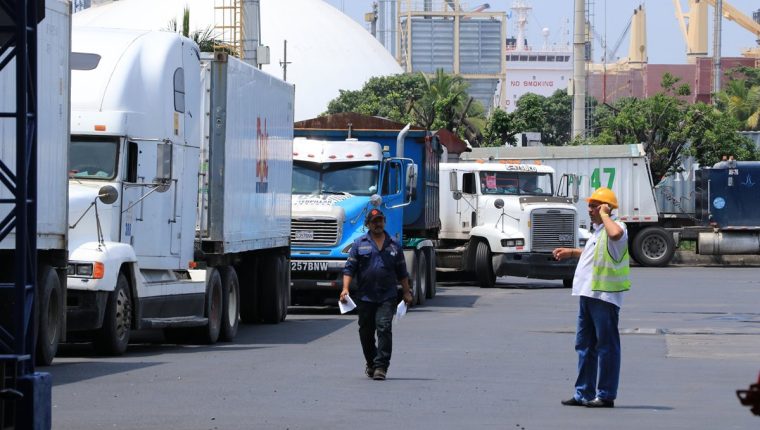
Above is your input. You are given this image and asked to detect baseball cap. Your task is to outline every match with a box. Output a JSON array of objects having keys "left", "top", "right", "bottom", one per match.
[{"left": 365, "top": 208, "right": 385, "bottom": 223}]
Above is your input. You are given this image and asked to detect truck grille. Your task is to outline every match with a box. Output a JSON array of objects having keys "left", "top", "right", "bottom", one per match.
[
  {"left": 531, "top": 210, "right": 575, "bottom": 252},
  {"left": 291, "top": 218, "right": 340, "bottom": 246}
]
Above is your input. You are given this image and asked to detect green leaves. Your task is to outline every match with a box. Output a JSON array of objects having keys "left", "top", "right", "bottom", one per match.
[
  {"left": 324, "top": 69, "right": 486, "bottom": 141},
  {"left": 588, "top": 73, "right": 759, "bottom": 180}
]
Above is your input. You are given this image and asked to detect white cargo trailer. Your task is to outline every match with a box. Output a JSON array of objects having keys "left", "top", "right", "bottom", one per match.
[
  {"left": 465, "top": 144, "right": 676, "bottom": 266},
  {"left": 0, "top": 0, "right": 70, "bottom": 365},
  {"left": 66, "top": 27, "right": 293, "bottom": 355}
]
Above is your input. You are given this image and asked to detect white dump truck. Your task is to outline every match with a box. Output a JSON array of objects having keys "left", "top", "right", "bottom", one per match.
[
  {"left": 66, "top": 27, "right": 294, "bottom": 354},
  {"left": 437, "top": 161, "right": 584, "bottom": 288},
  {"left": 0, "top": 0, "right": 70, "bottom": 366},
  {"left": 465, "top": 145, "right": 674, "bottom": 266}
]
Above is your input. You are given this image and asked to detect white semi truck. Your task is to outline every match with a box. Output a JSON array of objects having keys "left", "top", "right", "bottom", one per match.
[
  {"left": 0, "top": 0, "right": 70, "bottom": 366},
  {"left": 66, "top": 27, "right": 294, "bottom": 354},
  {"left": 437, "top": 161, "right": 584, "bottom": 288}
]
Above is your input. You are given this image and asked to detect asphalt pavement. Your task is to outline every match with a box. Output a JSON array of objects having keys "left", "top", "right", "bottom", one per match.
[{"left": 48, "top": 267, "right": 759, "bottom": 429}]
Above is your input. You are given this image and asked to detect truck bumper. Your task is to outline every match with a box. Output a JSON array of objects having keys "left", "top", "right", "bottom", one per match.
[
  {"left": 493, "top": 253, "right": 577, "bottom": 280},
  {"left": 290, "top": 259, "right": 348, "bottom": 305},
  {"left": 66, "top": 289, "right": 109, "bottom": 331}
]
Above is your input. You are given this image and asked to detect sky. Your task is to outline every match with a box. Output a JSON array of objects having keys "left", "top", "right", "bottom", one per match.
[{"left": 323, "top": 0, "right": 760, "bottom": 64}]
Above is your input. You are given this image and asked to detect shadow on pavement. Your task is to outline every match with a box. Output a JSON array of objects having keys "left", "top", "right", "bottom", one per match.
[
  {"left": 235, "top": 318, "right": 354, "bottom": 345},
  {"left": 48, "top": 360, "right": 162, "bottom": 387}
]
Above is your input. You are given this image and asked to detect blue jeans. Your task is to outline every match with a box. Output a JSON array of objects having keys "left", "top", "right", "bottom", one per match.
[
  {"left": 357, "top": 299, "right": 395, "bottom": 370},
  {"left": 573, "top": 296, "right": 621, "bottom": 401}
]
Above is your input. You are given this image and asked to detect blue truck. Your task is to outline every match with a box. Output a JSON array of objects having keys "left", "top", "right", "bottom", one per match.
[
  {"left": 695, "top": 159, "right": 760, "bottom": 255},
  {"left": 289, "top": 113, "right": 439, "bottom": 306}
]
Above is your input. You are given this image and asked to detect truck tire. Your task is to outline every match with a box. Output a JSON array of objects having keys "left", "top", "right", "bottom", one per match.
[
  {"left": 475, "top": 241, "right": 496, "bottom": 288},
  {"left": 415, "top": 250, "right": 427, "bottom": 306},
  {"left": 631, "top": 227, "right": 675, "bottom": 267},
  {"left": 260, "top": 254, "right": 286, "bottom": 324},
  {"left": 94, "top": 273, "right": 132, "bottom": 355},
  {"left": 35, "top": 265, "right": 63, "bottom": 366},
  {"left": 425, "top": 248, "right": 437, "bottom": 299},
  {"left": 219, "top": 266, "right": 240, "bottom": 341},
  {"left": 197, "top": 268, "right": 223, "bottom": 344}
]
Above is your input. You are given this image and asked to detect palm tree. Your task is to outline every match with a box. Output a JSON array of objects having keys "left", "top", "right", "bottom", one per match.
[
  {"left": 716, "top": 79, "right": 760, "bottom": 130},
  {"left": 410, "top": 69, "right": 485, "bottom": 142},
  {"left": 166, "top": 7, "right": 219, "bottom": 53}
]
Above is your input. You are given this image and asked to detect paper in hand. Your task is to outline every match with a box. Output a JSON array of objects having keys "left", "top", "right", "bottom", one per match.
[
  {"left": 395, "top": 300, "right": 407, "bottom": 322},
  {"left": 338, "top": 295, "right": 357, "bottom": 314}
]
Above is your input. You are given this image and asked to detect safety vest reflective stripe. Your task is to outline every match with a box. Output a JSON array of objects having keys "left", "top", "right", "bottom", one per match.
[{"left": 591, "top": 226, "right": 631, "bottom": 292}]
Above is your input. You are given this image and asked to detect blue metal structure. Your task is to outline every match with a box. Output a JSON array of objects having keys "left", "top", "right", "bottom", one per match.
[{"left": 0, "top": 0, "right": 51, "bottom": 428}]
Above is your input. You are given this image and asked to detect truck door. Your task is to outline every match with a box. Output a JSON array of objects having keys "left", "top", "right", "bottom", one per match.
[
  {"left": 121, "top": 139, "right": 182, "bottom": 269},
  {"left": 458, "top": 172, "right": 477, "bottom": 231},
  {"left": 381, "top": 159, "right": 404, "bottom": 239}
]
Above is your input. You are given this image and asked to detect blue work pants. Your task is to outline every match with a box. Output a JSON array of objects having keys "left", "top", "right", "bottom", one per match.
[
  {"left": 573, "top": 296, "right": 621, "bottom": 401},
  {"left": 357, "top": 299, "right": 395, "bottom": 370}
]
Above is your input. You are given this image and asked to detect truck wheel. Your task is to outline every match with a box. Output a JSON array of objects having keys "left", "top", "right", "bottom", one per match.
[
  {"left": 416, "top": 251, "right": 427, "bottom": 306},
  {"left": 425, "top": 248, "right": 437, "bottom": 299},
  {"left": 35, "top": 265, "right": 62, "bottom": 366},
  {"left": 197, "top": 268, "right": 223, "bottom": 344},
  {"left": 219, "top": 266, "right": 240, "bottom": 341},
  {"left": 260, "top": 254, "right": 285, "bottom": 323},
  {"left": 475, "top": 241, "right": 496, "bottom": 288},
  {"left": 94, "top": 273, "right": 132, "bottom": 355},
  {"left": 632, "top": 227, "right": 675, "bottom": 267}
]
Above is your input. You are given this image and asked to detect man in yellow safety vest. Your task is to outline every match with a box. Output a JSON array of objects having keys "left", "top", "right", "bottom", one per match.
[{"left": 553, "top": 187, "right": 630, "bottom": 408}]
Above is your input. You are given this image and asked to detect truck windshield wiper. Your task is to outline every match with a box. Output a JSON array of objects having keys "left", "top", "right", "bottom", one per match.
[{"left": 320, "top": 190, "right": 349, "bottom": 195}]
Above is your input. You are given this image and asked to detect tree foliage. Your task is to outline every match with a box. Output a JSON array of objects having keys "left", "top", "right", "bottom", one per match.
[
  {"left": 481, "top": 108, "right": 518, "bottom": 147},
  {"left": 325, "top": 69, "right": 486, "bottom": 140},
  {"left": 325, "top": 73, "right": 425, "bottom": 124},
  {"left": 715, "top": 70, "right": 760, "bottom": 131},
  {"left": 588, "top": 73, "right": 758, "bottom": 180}
]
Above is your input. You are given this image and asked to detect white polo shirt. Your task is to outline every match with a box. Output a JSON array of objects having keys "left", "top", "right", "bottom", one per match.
[{"left": 571, "top": 219, "right": 629, "bottom": 308}]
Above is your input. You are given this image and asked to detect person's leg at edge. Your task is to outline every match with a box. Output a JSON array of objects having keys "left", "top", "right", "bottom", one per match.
[
  {"left": 589, "top": 298, "right": 621, "bottom": 401},
  {"left": 373, "top": 299, "right": 395, "bottom": 371},
  {"left": 574, "top": 296, "right": 599, "bottom": 402},
  {"left": 357, "top": 300, "right": 379, "bottom": 369}
]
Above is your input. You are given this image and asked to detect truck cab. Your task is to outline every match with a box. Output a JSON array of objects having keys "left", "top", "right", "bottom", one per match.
[
  {"left": 289, "top": 114, "right": 438, "bottom": 306},
  {"left": 289, "top": 138, "right": 415, "bottom": 303},
  {"left": 438, "top": 161, "right": 582, "bottom": 288}
]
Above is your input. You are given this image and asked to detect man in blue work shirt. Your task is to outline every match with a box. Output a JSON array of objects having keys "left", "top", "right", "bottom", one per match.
[{"left": 340, "top": 208, "right": 413, "bottom": 381}]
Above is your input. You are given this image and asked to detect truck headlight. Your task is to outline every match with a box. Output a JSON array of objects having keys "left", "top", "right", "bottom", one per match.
[
  {"left": 500, "top": 239, "right": 525, "bottom": 247},
  {"left": 68, "top": 262, "right": 105, "bottom": 279}
]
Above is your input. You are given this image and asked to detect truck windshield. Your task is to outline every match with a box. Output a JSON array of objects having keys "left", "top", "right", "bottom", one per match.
[
  {"left": 69, "top": 136, "right": 119, "bottom": 180},
  {"left": 293, "top": 161, "right": 379, "bottom": 196},
  {"left": 479, "top": 171, "right": 553, "bottom": 196}
]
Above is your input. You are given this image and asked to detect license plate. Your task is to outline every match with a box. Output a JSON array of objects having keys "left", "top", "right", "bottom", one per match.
[
  {"left": 291, "top": 261, "right": 329, "bottom": 271},
  {"left": 295, "top": 230, "right": 314, "bottom": 241},
  {"left": 558, "top": 234, "right": 573, "bottom": 242}
]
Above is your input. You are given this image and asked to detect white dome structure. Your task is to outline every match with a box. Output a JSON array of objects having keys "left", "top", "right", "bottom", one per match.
[{"left": 74, "top": 0, "right": 403, "bottom": 120}]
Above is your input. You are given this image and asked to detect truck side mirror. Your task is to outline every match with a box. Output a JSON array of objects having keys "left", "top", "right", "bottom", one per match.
[
  {"left": 405, "top": 163, "right": 418, "bottom": 200},
  {"left": 155, "top": 142, "right": 173, "bottom": 191},
  {"left": 571, "top": 174, "right": 580, "bottom": 203},
  {"left": 98, "top": 185, "right": 119, "bottom": 205},
  {"left": 449, "top": 171, "right": 459, "bottom": 192}
]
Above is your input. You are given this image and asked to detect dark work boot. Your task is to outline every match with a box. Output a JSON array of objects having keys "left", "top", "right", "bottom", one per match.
[{"left": 372, "top": 367, "right": 386, "bottom": 380}]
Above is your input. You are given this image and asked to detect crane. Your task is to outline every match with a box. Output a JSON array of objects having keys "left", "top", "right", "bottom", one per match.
[
  {"left": 589, "top": 15, "right": 632, "bottom": 63},
  {"left": 673, "top": 0, "right": 760, "bottom": 60}
]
